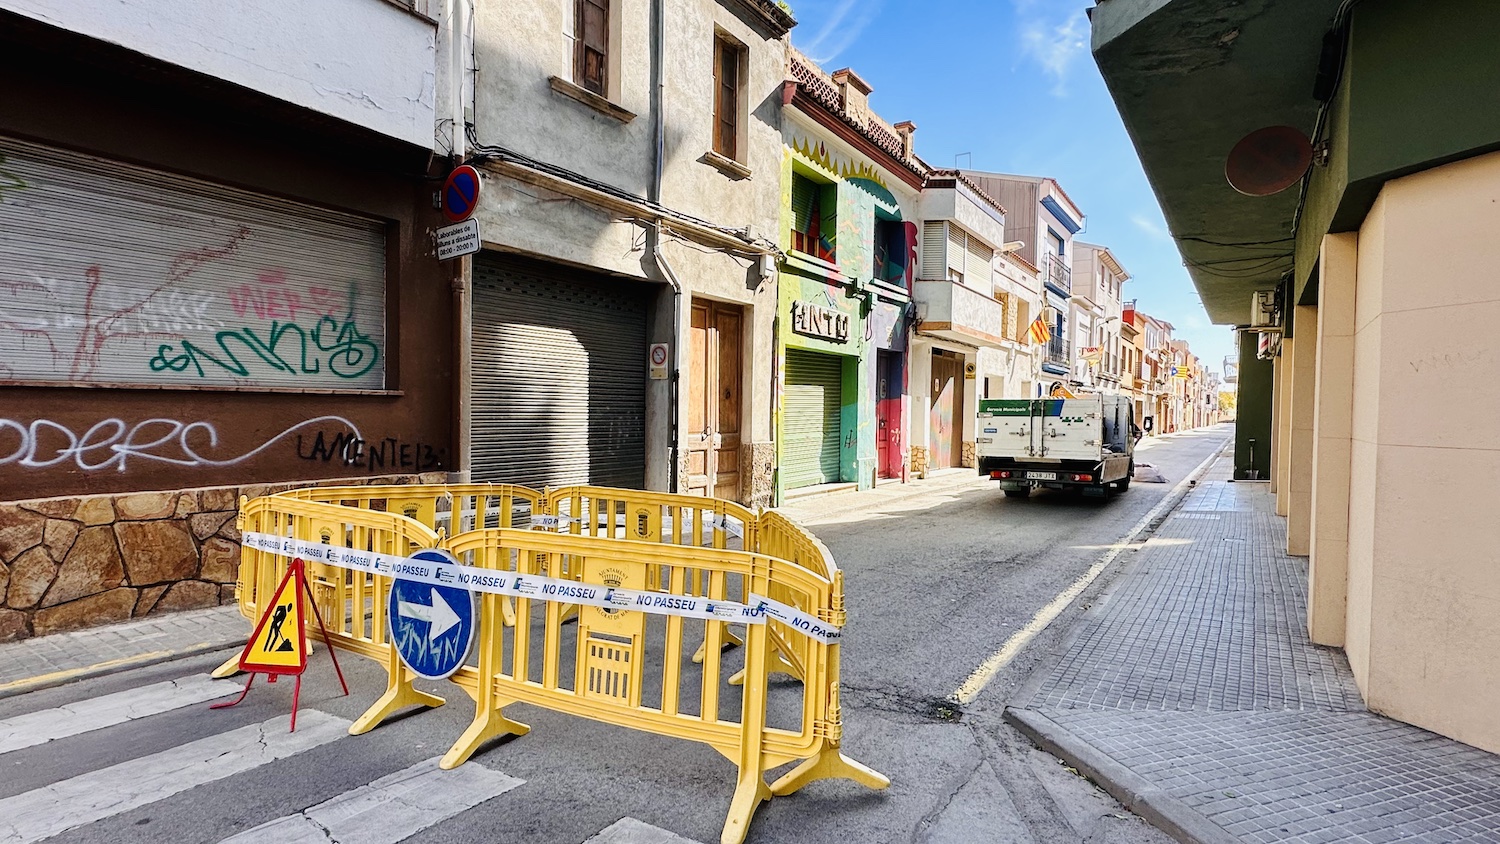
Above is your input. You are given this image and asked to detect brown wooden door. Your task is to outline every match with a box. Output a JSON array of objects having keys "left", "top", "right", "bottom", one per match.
[
  {"left": 686, "top": 301, "right": 743, "bottom": 499},
  {"left": 930, "top": 352, "right": 962, "bottom": 469}
]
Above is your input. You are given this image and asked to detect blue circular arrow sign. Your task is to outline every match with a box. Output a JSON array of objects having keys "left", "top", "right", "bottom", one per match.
[{"left": 387, "top": 549, "right": 476, "bottom": 680}]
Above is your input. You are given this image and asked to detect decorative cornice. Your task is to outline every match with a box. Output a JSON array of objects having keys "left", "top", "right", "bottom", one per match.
[{"left": 729, "top": 0, "right": 796, "bottom": 36}]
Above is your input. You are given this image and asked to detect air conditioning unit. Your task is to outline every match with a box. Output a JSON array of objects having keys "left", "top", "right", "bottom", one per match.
[{"left": 1249, "top": 289, "right": 1280, "bottom": 329}]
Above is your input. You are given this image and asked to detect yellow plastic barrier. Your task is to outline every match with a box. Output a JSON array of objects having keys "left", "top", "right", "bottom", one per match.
[
  {"left": 227, "top": 482, "right": 885, "bottom": 843},
  {"left": 214, "top": 495, "right": 440, "bottom": 682},
  {"left": 410, "top": 527, "right": 884, "bottom": 844}
]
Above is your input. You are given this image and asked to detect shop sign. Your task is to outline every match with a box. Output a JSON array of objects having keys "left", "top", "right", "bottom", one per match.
[{"left": 791, "top": 300, "right": 849, "bottom": 343}]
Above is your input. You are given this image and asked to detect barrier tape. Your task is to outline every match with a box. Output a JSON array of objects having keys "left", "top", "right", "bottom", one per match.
[{"left": 242, "top": 532, "right": 838, "bottom": 643}]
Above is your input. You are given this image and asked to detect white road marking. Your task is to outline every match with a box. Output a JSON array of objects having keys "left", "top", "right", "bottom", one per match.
[
  {"left": 0, "top": 674, "right": 242, "bottom": 755},
  {"left": 220, "top": 757, "right": 523, "bottom": 843},
  {"left": 585, "top": 817, "right": 705, "bottom": 844},
  {"left": 0, "top": 710, "right": 349, "bottom": 844},
  {"left": 949, "top": 442, "right": 1228, "bottom": 705}
]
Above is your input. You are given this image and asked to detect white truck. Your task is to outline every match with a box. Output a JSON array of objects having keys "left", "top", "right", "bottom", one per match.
[{"left": 975, "top": 395, "right": 1136, "bottom": 498}]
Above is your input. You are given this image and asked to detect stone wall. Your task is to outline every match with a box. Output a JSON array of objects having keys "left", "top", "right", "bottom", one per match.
[
  {"left": 0, "top": 473, "right": 444, "bottom": 642},
  {"left": 962, "top": 440, "right": 976, "bottom": 469},
  {"left": 742, "top": 441, "right": 775, "bottom": 509},
  {"left": 910, "top": 445, "right": 930, "bottom": 479}
]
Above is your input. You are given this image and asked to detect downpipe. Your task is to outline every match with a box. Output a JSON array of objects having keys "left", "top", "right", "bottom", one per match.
[{"left": 648, "top": 0, "right": 681, "bottom": 492}]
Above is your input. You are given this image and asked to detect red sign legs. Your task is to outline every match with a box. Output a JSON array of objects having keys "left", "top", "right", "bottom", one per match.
[{"left": 212, "top": 558, "right": 348, "bottom": 731}]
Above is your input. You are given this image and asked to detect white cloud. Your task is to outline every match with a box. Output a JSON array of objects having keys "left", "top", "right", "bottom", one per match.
[
  {"left": 1131, "top": 212, "right": 1173, "bottom": 244},
  {"left": 802, "top": 0, "right": 881, "bottom": 64},
  {"left": 1016, "top": 3, "right": 1088, "bottom": 97}
]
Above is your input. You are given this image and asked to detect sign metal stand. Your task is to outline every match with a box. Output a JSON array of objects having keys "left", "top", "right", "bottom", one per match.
[{"left": 212, "top": 557, "right": 349, "bottom": 731}]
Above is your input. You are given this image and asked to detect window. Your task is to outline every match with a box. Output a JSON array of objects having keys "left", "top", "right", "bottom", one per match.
[
  {"left": 872, "top": 217, "right": 907, "bottom": 284},
  {"left": 791, "top": 173, "right": 835, "bottom": 262},
  {"left": 575, "top": 0, "right": 609, "bottom": 95},
  {"left": 713, "top": 35, "right": 745, "bottom": 160}
]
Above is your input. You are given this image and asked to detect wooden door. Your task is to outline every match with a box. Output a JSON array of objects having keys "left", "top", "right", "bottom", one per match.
[
  {"left": 686, "top": 301, "right": 743, "bottom": 499},
  {"left": 930, "top": 352, "right": 961, "bottom": 469},
  {"left": 876, "top": 351, "right": 902, "bottom": 479}
]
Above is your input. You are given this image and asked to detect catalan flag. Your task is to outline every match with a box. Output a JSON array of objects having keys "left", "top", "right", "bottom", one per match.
[{"left": 1028, "top": 316, "right": 1051, "bottom": 345}]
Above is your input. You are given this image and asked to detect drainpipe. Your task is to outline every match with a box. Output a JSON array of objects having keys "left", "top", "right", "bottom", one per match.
[
  {"left": 648, "top": 0, "right": 682, "bottom": 492},
  {"left": 449, "top": 0, "right": 473, "bottom": 482}
]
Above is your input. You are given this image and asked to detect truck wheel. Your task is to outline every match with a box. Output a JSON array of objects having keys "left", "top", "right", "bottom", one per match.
[
  {"left": 1115, "top": 477, "right": 1131, "bottom": 491},
  {"left": 1003, "top": 489, "right": 1029, "bottom": 498}
]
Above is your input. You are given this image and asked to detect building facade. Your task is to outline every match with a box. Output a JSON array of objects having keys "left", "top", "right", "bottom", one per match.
[
  {"left": 0, "top": 0, "right": 457, "bottom": 640},
  {"left": 776, "top": 50, "right": 923, "bottom": 499},
  {"left": 1068, "top": 242, "right": 1129, "bottom": 391},
  {"left": 463, "top": 0, "right": 793, "bottom": 505},
  {"left": 962, "top": 172, "right": 1086, "bottom": 396},
  {"left": 912, "top": 172, "right": 1009, "bottom": 475},
  {"left": 1093, "top": 0, "right": 1500, "bottom": 753}
]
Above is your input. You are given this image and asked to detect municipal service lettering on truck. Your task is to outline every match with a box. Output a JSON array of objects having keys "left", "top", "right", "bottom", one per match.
[{"left": 975, "top": 395, "right": 1136, "bottom": 498}]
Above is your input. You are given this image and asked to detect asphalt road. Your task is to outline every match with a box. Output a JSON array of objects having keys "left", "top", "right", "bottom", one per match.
[{"left": 0, "top": 426, "right": 1232, "bottom": 844}]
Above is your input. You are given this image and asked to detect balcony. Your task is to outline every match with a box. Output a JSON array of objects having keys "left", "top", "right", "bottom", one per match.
[
  {"left": 9, "top": 0, "right": 439, "bottom": 149},
  {"left": 914, "top": 279, "right": 1005, "bottom": 347},
  {"left": 1042, "top": 336, "right": 1071, "bottom": 374},
  {"left": 1043, "top": 254, "right": 1072, "bottom": 297}
]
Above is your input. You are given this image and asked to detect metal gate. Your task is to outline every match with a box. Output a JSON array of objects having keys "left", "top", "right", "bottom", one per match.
[
  {"left": 471, "top": 253, "right": 651, "bottom": 489},
  {"left": 782, "top": 349, "right": 843, "bottom": 490}
]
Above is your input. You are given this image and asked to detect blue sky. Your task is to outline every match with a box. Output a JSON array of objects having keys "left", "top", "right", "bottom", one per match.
[{"left": 790, "top": 0, "right": 1236, "bottom": 376}]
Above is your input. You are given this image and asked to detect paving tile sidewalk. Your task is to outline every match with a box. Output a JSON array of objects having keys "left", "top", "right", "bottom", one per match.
[
  {"left": 1008, "top": 455, "right": 1500, "bottom": 844},
  {"left": 0, "top": 604, "right": 245, "bottom": 699}
]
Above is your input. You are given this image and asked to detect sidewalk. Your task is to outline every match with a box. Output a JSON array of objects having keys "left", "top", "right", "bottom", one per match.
[
  {"left": 1007, "top": 455, "right": 1500, "bottom": 844},
  {"left": 0, "top": 604, "right": 244, "bottom": 700}
]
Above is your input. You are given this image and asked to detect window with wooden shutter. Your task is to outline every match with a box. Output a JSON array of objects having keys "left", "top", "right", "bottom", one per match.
[
  {"left": 921, "top": 221, "right": 946, "bottom": 280},
  {"left": 946, "top": 224, "right": 966, "bottom": 280},
  {"left": 965, "top": 234, "right": 992, "bottom": 289},
  {"left": 576, "top": 0, "right": 609, "bottom": 95},
  {"left": 713, "top": 36, "right": 743, "bottom": 160},
  {"left": 791, "top": 174, "right": 817, "bottom": 254}
]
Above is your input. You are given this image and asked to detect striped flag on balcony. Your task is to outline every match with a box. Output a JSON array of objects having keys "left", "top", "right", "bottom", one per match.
[{"left": 1028, "top": 316, "right": 1051, "bottom": 345}]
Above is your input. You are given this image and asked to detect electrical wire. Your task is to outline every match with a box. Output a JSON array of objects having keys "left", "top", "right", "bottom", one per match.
[
  {"left": 1291, "top": 0, "right": 1369, "bottom": 233},
  {"left": 463, "top": 126, "right": 782, "bottom": 258}
]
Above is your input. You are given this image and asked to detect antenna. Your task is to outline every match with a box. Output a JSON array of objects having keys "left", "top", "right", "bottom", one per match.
[{"left": 955, "top": 152, "right": 972, "bottom": 169}]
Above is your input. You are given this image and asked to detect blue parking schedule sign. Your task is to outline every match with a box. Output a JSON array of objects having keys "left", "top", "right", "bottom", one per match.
[{"left": 387, "top": 550, "right": 476, "bottom": 680}]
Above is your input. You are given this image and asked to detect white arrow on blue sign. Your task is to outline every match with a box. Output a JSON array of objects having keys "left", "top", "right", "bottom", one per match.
[{"left": 387, "top": 549, "right": 477, "bottom": 680}]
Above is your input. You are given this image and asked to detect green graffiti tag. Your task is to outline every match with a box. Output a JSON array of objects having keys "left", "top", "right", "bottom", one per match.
[
  {"left": 148, "top": 313, "right": 380, "bottom": 380},
  {"left": 0, "top": 155, "right": 28, "bottom": 202}
]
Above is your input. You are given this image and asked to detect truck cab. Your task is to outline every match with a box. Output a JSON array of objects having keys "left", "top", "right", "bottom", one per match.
[{"left": 975, "top": 395, "right": 1135, "bottom": 497}]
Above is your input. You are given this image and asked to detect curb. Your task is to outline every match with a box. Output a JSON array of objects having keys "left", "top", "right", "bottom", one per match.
[
  {"left": 1004, "top": 707, "right": 1240, "bottom": 844},
  {"left": 0, "top": 637, "right": 243, "bottom": 702}
]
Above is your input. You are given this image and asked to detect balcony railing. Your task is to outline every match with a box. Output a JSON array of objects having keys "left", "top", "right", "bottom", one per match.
[
  {"left": 1044, "top": 254, "right": 1071, "bottom": 294},
  {"left": 914, "top": 279, "right": 1006, "bottom": 347},
  {"left": 1045, "top": 336, "right": 1070, "bottom": 367}
]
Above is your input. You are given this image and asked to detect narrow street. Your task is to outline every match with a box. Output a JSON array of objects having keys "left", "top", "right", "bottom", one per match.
[{"left": 0, "top": 428, "right": 1229, "bottom": 844}]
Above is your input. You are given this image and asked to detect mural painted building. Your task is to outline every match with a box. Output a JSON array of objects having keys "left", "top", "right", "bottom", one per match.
[
  {"left": 776, "top": 51, "right": 924, "bottom": 500},
  {"left": 0, "top": 1, "right": 458, "bottom": 640}
]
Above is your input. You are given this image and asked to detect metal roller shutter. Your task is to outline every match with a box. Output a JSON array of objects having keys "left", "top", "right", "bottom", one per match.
[
  {"left": 471, "top": 253, "right": 651, "bottom": 489},
  {"left": 782, "top": 349, "right": 843, "bottom": 490}
]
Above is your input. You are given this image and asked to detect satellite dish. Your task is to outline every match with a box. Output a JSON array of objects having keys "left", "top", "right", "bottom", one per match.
[{"left": 1225, "top": 126, "right": 1313, "bottom": 197}]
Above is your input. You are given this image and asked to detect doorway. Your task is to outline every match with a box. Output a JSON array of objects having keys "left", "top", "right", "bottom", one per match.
[
  {"left": 876, "top": 350, "right": 904, "bottom": 479},
  {"left": 686, "top": 300, "right": 743, "bottom": 499},
  {"left": 930, "top": 350, "right": 964, "bottom": 469}
]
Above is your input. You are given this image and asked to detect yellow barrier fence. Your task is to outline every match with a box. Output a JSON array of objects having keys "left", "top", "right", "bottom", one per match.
[{"left": 225, "top": 484, "right": 887, "bottom": 842}]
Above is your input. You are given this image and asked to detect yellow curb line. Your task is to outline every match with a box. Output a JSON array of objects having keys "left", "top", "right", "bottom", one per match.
[{"left": 0, "top": 647, "right": 192, "bottom": 695}]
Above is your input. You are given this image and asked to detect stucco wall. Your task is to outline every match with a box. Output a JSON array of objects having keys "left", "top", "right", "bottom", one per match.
[
  {"left": 1343, "top": 151, "right": 1500, "bottom": 753},
  {"left": 2, "top": 0, "right": 438, "bottom": 149}
]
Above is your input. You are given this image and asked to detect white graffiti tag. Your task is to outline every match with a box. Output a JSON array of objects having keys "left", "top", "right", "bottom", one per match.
[{"left": 0, "top": 416, "right": 362, "bottom": 473}]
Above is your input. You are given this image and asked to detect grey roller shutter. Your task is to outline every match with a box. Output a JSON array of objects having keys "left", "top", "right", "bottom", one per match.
[
  {"left": 0, "top": 136, "right": 386, "bottom": 389},
  {"left": 782, "top": 349, "right": 842, "bottom": 490},
  {"left": 471, "top": 253, "right": 650, "bottom": 489}
]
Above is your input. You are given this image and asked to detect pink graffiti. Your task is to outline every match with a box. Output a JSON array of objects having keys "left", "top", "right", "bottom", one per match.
[{"left": 227, "top": 270, "right": 338, "bottom": 321}]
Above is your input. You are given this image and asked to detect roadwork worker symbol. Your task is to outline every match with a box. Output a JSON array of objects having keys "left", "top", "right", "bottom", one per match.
[{"left": 238, "top": 568, "right": 308, "bottom": 673}]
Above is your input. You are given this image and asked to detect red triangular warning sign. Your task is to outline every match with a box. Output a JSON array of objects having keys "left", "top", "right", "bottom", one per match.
[{"left": 237, "top": 561, "right": 309, "bottom": 675}]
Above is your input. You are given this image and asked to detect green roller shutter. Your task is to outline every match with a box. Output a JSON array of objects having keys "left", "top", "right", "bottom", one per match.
[{"left": 782, "top": 349, "right": 843, "bottom": 490}]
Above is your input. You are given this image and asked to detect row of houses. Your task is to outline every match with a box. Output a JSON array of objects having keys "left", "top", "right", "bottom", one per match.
[{"left": 0, "top": 0, "right": 1214, "bottom": 640}]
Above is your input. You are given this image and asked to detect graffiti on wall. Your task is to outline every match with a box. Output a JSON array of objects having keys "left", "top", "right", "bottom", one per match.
[
  {"left": 297, "top": 430, "right": 446, "bottom": 473},
  {"left": 0, "top": 139, "right": 386, "bottom": 390},
  {"left": 0, "top": 415, "right": 363, "bottom": 473}
]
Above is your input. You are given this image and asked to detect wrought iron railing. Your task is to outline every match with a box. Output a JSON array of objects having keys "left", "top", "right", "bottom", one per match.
[{"left": 1044, "top": 254, "right": 1071, "bottom": 292}]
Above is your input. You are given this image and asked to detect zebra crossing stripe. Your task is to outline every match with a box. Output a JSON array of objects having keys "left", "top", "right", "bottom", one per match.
[
  {"left": 585, "top": 817, "right": 705, "bottom": 844},
  {"left": 0, "top": 710, "right": 349, "bottom": 844},
  {"left": 0, "top": 674, "right": 242, "bottom": 756},
  {"left": 219, "top": 757, "right": 523, "bottom": 844}
]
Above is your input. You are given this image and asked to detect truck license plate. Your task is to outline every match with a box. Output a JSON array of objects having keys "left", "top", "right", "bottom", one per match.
[{"left": 1026, "top": 471, "right": 1058, "bottom": 481}]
